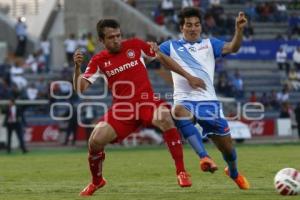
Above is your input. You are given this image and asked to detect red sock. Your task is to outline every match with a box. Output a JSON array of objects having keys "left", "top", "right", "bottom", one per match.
[
  {"left": 88, "top": 148, "right": 105, "bottom": 185},
  {"left": 163, "top": 128, "right": 185, "bottom": 174}
]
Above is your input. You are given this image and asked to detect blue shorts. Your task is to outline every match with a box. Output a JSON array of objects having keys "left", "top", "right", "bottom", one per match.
[{"left": 178, "top": 100, "right": 231, "bottom": 137}]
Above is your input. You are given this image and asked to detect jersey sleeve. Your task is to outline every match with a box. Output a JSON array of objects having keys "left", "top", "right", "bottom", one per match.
[
  {"left": 133, "top": 38, "right": 156, "bottom": 60},
  {"left": 159, "top": 40, "right": 171, "bottom": 56},
  {"left": 82, "top": 56, "right": 102, "bottom": 84},
  {"left": 209, "top": 37, "right": 226, "bottom": 58}
]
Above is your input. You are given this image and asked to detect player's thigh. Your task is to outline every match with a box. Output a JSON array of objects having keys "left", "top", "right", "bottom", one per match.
[
  {"left": 172, "top": 104, "right": 194, "bottom": 120},
  {"left": 152, "top": 104, "right": 175, "bottom": 130},
  {"left": 90, "top": 121, "right": 118, "bottom": 146}
]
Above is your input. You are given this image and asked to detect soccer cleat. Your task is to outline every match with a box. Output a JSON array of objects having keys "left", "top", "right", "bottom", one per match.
[
  {"left": 224, "top": 167, "right": 250, "bottom": 190},
  {"left": 177, "top": 171, "right": 192, "bottom": 187},
  {"left": 79, "top": 178, "right": 107, "bottom": 196},
  {"left": 200, "top": 156, "right": 218, "bottom": 173}
]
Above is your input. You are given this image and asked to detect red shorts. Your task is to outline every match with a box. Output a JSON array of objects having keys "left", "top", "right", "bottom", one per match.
[{"left": 99, "top": 99, "right": 170, "bottom": 142}]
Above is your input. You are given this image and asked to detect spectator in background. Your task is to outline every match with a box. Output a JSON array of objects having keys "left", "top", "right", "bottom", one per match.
[
  {"left": 259, "top": 92, "right": 270, "bottom": 108},
  {"left": 10, "top": 60, "right": 27, "bottom": 90},
  {"left": 3, "top": 99, "right": 28, "bottom": 154},
  {"left": 209, "top": 0, "right": 220, "bottom": 7},
  {"left": 87, "top": 32, "right": 96, "bottom": 58},
  {"left": 203, "top": 13, "right": 218, "bottom": 35},
  {"left": 200, "top": 0, "right": 209, "bottom": 10},
  {"left": 217, "top": 71, "right": 232, "bottom": 97},
  {"left": 63, "top": 105, "right": 78, "bottom": 146},
  {"left": 181, "top": 0, "right": 194, "bottom": 9},
  {"left": 25, "top": 83, "right": 38, "bottom": 100},
  {"left": 36, "top": 77, "right": 48, "bottom": 99},
  {"left": 161, "top": 0, "right": 176, "bottom": 30},
  {"left": 249, "top": 91, "right": 257, "bottom": 103},
  {"left": 275, "top": 2, "right": 288, "bottom": 22},
  {"left": 25, "top": 52, "right": 39, "bottom": 73},
  {"left": 58, "top": 81, "right": 72, "bottom": 96},
  {"left": 256, "top": 2, "right": 275, "bottom": 22},
  {"left": 0, "top": 79, "right": 15, "bottom": 99},
  {"left": 276, "top": 47, "right": 289, "bottom": 74},
  {"left": 82, "top": 104, "right": 98, "bottom": 143},
  {"left": 276, "top": 86, "right": 290, "bottom": 103},
  {"left": 25, "top": 50, "right": 45, "bottom": 73},
  {"left": 0, "top": 80, "right": 20, "bottom": 100},
  {"left": 40, "top": 37, "right": 51, "bottom": 72},
  {"left": 292, "top": 47, "right": 300, "bottom": 71},
  {"left": 161, "top": 0, "right": 175, "bottom": 17},
  {"left": 287, "top": 13, "right": 300, "bottom": 39},
  {"left": 244, "top": 1, "right": 257, "bottom": 21},
  {"left": 294, "top": 102, "right": 300, "bottom": 139},
  {"left": 78, "top": 34, "right": 88, "bottom": 53},
  {"left": 231, "top": 69, "right": 244, "bottom": 99},
  {"left": 279, "top": 102, "right": 292, "bottom": 118},
  {"left": 64, "top": 33, "right": 77, "bottom": 66},
  {"left": 15, "top": 17, "right": 27, "bottom": 57},
  {"left": 152, "top": 3, "right": 165, "bottom": 26},
  {"left": 287, "top": 68, "right": 300, "bottom": 91},
  {"left": 78, "top": 34, "right": 89, "bottom": 68}
]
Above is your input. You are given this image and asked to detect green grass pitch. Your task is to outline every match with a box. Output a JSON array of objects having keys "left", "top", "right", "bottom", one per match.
[{"left": 0, "top": 143, "right": 299, "bottom": 200}]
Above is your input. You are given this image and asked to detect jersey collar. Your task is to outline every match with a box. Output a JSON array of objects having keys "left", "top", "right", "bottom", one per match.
[{"left": 179, "top": 38, "right": 202, "bottom": 45}]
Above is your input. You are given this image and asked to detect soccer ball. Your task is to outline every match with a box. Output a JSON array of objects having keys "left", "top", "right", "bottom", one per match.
[{"left": 274, "top": 168, "right": 300, "bottom": 195}]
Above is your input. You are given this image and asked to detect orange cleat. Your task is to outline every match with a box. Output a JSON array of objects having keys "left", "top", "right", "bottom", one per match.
[
  {"left": 79, "top": 178, "right": 107, "bottom": 196},
  {"left": 177, "top": 171, "right": 192, "bottom": 187},
  {"left": 200, "top": 156, "right": 218, "bottom": 173},
  {"left": 224, "top": 167, "right": 250, "bottom": 190}
]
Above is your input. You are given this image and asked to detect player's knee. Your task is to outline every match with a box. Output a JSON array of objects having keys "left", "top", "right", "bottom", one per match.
[
  {"left": 172, "top": 105, "right": 192, "bottom": 120},
  {"left": 154, "top": 112, "right": 175, "bottom": 131},
  {"left": 88, "top": 127, "right": 107, "bottom": 149},
  {"left": 88, "top": 135, "right": 104, "bottom": 151}
]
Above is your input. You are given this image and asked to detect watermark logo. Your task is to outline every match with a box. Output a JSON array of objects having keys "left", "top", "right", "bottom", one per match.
[{"left": 50, "top": 80, "right": 265, "bottom": 125}]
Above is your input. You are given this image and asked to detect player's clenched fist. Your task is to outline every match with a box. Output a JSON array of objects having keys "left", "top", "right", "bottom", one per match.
[
  {"left": 187, "top": 75, "right": 206, "bottom": 90},
  {"left": 147, "top": 42, "right": 159, "bottom": 53},
  {"left": 236, "top": 12, "right": 247, "bottom": 30},
  {"left": 73, "top": 49, "right": 84, "bottom": 67}
]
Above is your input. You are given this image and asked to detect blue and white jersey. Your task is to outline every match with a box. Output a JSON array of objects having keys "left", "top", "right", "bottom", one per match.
[{"left": 160, "top": 38, "right": 225, "bottom": 103}]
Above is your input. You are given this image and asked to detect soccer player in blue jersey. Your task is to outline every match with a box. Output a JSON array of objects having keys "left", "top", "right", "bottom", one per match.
[{"left": 159, "top": 7, "right": 250, "bottom": 189}]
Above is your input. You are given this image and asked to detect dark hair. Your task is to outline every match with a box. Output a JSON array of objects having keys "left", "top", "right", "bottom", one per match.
[
  {"left": 96, "top": 19, "right": 120, "bottom": 39},
  {"left": 178, "top": 7, "right": 202, "bottom": 26}
]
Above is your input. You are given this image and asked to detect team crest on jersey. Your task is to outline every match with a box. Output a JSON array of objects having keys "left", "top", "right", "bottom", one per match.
[
  {"left": 126, "top": 49, "right": 135, "bottom": 59},
  {"left": 189, "top": 46, "right": 197, "bottom": 52}
]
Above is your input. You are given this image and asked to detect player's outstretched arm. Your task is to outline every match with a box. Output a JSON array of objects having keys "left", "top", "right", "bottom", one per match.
[
  {"left": 73, "top": 49, "right": 90, "bottom": 93},
  {"left": 222, "top": 12, "right": 248, "bottom": 54},
  {"left": 148, "top": 41, "right": 206, "bottom": 89}
]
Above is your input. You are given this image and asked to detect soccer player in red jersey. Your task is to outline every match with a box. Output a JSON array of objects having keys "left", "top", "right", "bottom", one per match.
[{"left": 73, "top": 19, "right": 206, "bottom": 196}]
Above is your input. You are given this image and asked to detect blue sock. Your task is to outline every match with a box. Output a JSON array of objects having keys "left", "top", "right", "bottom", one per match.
[
  {"left": 223, "top": 149, "right": 238, "bottom": 179},
  {"left": 176, "top": 119, "right": 208, "bottom": 159}
]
